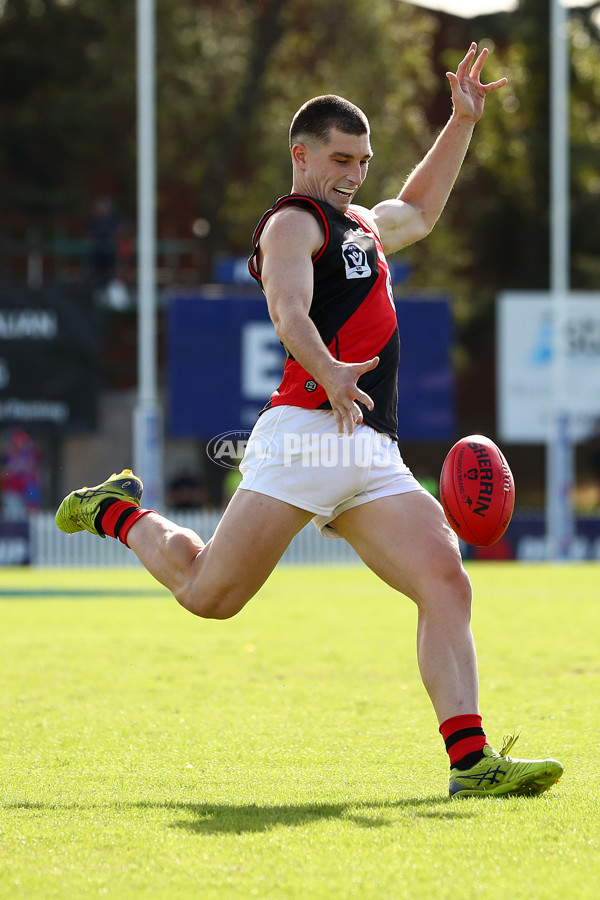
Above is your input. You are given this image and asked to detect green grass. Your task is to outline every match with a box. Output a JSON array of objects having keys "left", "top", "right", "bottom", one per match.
[{"left": 1, "top": 563, "right": 599, "bottom": 899}]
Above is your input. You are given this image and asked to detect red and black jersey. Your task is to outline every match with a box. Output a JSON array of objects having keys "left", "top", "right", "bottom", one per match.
[{"left": 248, "top": 194, "right": 400, "bottom": 439}]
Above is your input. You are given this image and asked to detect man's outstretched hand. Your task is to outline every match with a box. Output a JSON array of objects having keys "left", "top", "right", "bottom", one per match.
[{"left": 446, "top": 43, "right": 507, "bottom": 123}]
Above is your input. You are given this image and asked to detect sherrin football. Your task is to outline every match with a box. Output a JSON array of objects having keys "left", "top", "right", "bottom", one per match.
[{"left": 439, "top": 435, "right": 515, "bottom": 547}]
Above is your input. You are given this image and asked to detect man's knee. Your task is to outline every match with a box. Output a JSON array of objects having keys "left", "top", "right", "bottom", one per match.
[
  {"left": 448, "top": 559, "right": 472, "bottom": 607},
  {"left": 174, "top": 583, "right": 250, "bottom": 620},
  {"left": 413, "top": 535, "right": 472, "bottom": 613},
  {"left": 436, "top": 533, "right": 471, "bottom": 592}
]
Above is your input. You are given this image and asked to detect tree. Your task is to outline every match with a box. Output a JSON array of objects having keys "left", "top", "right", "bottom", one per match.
[
  {"left": 570, "top": 3, "right": 600, "bottom": 289},
  {"left": 425, "top": 0, "right": 600, "bottom": 366},
  {"left": 155, "top": 0, "right": 439, "bottom": 265},
  {"left": 2, "top": 0, "right": 599, "bottom": 361},
  {"left": 0, "top": 0, "right": 137, "bottom": 220}
]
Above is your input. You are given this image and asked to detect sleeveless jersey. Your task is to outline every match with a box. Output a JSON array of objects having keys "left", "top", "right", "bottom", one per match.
[{"left": 248, "top": 194, "right": 400, "bottom": 439}]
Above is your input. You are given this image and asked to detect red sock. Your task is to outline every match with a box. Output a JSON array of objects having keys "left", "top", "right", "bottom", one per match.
[
  {"left": 99, "top": 500, "right": 153, "bottom": 546},
  {"left": 439, "top": 714, "right": 487, "bottom": 768}
]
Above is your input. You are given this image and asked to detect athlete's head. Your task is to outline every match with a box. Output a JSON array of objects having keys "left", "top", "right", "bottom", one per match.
[
  {"left": 289, "top": 96, "right": 372, "bottom": 212},
  {"left": 289, "top": 95, "right": 369, "bottom": 150}
]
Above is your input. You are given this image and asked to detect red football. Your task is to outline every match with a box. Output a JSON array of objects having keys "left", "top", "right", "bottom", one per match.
[{"left": 439, "top": 435, "right": 515, "bottom": 547}]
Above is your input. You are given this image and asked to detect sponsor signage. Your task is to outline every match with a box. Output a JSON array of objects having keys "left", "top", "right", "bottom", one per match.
[
  {"left": 167, "top": 294, "right": 454, "bottom": 440},
  {"left": 462, "top": 514, "right": 600, "bottom": 562},
  {"left": 0, "top": 286, "right": 99, "bottom": 430},
  {"left": 497, "top": 292, "right": 600, "bottom": 442},
  {"left": 214, "top": 255, "right": 412, "bottom": 286}
]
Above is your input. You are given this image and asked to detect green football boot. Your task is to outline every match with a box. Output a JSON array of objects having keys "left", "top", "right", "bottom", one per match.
[
  {"left": 55, "top": 469, "right": 143, "bottom": 538},
  {"left": 449, "top": 734, "right": 563, "bottom": 798}
]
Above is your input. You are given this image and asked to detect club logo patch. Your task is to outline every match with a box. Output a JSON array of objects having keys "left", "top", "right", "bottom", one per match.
[{"left": 342, "top": 241, "right": 371, "bottom": 279}]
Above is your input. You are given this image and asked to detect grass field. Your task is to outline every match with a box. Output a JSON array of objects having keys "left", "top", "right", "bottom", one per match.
[{"left": 1, "top": 562, "right": 599, "bottom": 899}]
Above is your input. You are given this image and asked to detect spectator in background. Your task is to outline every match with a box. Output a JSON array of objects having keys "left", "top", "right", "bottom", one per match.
[{"left": 1, "top": 429, "right": 43, "bottom": 519}]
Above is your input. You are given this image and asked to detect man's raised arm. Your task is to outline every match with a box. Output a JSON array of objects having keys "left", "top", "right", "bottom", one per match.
[{"left": 370, "top": 43, "right": 507, "bottom": 254}]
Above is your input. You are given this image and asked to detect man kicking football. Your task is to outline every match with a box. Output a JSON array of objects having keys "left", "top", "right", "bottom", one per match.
[{"left": 57, "top": 43, "right": 563, "bottom": 798}]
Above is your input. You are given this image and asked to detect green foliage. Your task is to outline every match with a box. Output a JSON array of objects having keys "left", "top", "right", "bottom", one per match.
[
  {"left": 154, "top": 0, "right": 439, "bottom": 255},
  {"left": 0, "top": 563, "right": 599, "bottom": 898},
  {"left": 426, "top": 0, "right": 600, "bottom": 365},
  {"left": 0, "top": 0, "right": 137, "bottom": 215},
  {"left": 570, "top": 8, "right": 600, "bottom": 288},
  {"left": 2, "top": 0, "right": 600, "bottom": 365}
]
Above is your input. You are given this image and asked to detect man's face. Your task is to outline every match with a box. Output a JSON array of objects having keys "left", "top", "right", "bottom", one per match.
[{"left": 293, "top": 127, "right": 373, "bottom": 212}]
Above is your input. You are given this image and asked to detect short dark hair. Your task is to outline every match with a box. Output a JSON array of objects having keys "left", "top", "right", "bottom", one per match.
[{"left": 289, "top": 95, "right": 369, "bottom": 149}]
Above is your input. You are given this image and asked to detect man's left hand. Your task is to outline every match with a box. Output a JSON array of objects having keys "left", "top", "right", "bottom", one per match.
[{"left": 446, "top": 43, "right": 507, "bottom": 123}]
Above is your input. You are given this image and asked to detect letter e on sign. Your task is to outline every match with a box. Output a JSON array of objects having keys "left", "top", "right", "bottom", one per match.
[{"left": 241, "top": 323, "right": 284, "bottom": 400}]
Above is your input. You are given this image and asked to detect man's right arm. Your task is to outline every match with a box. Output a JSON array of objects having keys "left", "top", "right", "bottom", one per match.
[{"left": 259, "top": 206, "right": 378, "bottom": 436}]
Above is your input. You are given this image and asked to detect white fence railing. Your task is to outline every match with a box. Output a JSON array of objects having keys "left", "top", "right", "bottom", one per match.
[{"left": 30, "top": 511, "right": 361, "bottom": 567}]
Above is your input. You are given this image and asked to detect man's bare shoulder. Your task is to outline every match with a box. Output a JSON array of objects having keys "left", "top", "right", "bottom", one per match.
[
  {"left": 354, "top": 199, "right": 427, "bottom": 254},
  {"left": 348, "top": 203, "right": 381, "bottom": 236},
  {"left": 261, "top": 202, "right": 325, "bottom": 256}
]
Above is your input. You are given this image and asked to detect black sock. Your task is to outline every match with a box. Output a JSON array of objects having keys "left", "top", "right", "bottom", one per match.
[
  {"left": 93, "top": 497, "right": 118, "bottom": 537},
  {"left": 452, "top": 748, "right": 486, "bottom": 771}
]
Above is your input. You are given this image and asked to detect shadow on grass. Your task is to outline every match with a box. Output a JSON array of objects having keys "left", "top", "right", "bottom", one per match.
[
  {"left": 2, "top": 796, "right": 476, "bottom": 835},
  {"left": 133, "top": 796, "right": 472, "bottom": 834}
]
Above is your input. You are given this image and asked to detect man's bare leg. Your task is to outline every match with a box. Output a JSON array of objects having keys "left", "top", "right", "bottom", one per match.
[
  {"left": 333, "top": 490, "right": 477, "bottom": 724},
  {"left": 126, "top": 488, "right": 313, "bottom": 619}
]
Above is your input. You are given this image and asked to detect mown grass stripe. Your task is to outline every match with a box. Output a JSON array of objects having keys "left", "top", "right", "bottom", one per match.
[{"left": 0, "top": 588, "right": 168, "bottom": 597}]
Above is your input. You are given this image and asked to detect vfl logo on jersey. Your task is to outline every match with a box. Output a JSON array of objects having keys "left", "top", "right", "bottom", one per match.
[{"left": 342, "top": 241, "right": 372, "bottom": 279}]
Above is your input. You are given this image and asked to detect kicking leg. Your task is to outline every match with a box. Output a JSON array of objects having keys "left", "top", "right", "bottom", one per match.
[
  {"left": 56, "top": 469, "right": 312, "bottom": 620},
  {"left": 126, "top": 488, "right": 312, "bottom": 619}
]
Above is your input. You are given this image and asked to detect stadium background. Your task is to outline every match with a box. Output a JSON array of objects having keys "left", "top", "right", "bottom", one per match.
[
  {"left": 2, "top": 9, "right": 599, "bottom": 899},
  {"left": 2, "top": 0, "right": 600, "bottom": 561}
]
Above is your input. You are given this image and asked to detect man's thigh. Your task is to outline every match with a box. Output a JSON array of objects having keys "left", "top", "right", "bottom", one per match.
[
  {"left": 332, "top": 489, "right": 463, "bottom": 601},
  {"left": 196, "top": 487, "right": 313, "bottom": 608}
]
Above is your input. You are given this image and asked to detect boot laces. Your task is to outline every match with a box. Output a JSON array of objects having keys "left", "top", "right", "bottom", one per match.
[{"left": 499, "top": 733, "right": 520, "bottom": 758}]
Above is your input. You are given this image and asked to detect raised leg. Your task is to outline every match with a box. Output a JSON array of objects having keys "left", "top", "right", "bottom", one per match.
[{"left": 126, "top": 488, "right": 313, "bottom": 619}]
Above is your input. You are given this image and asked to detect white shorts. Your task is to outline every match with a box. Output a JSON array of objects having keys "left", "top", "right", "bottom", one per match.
[{"left": 238, "top": 405, "right": 424, "bottom": 537}]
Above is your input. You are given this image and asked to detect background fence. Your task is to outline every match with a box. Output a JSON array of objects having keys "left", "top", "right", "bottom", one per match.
[
  {"left": 29, "top": 511, "right": 361, "bottom": 567},
  {"left": 13, "top": 510, "right": 600, "bottom": 567}
]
